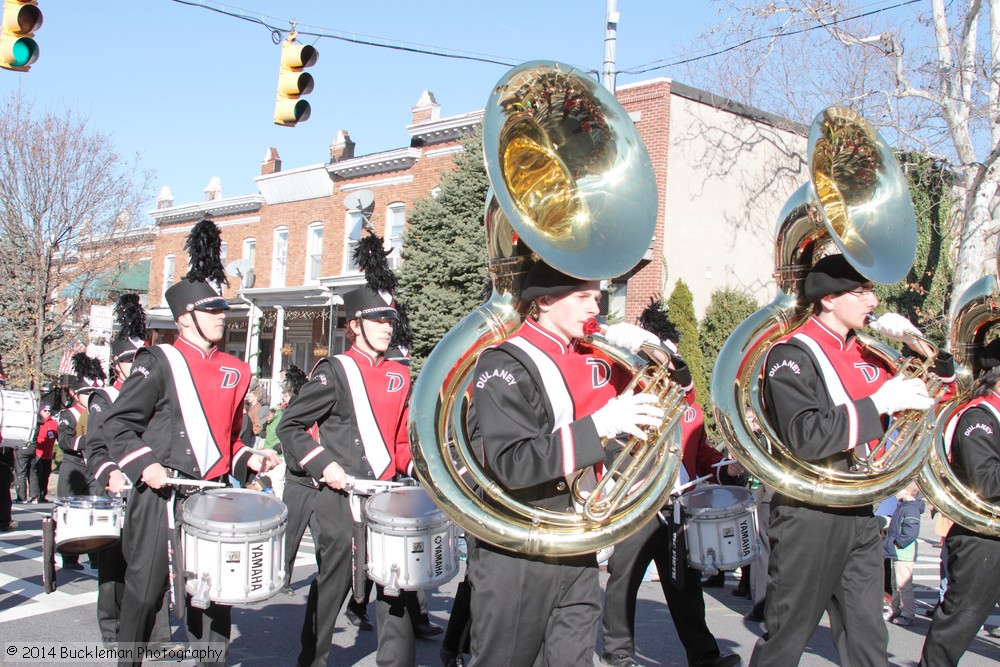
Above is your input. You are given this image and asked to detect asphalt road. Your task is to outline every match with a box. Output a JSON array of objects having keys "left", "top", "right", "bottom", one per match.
[{"left": 1, "top": 477, "right": 998, "bottom": 666}]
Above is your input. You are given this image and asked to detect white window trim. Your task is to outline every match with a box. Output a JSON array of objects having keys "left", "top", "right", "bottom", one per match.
[
  {"left": 272, "top": 227, "right": 288, "bottom": 288},
  {"left": 161, "top": 254, "right": 175, "bottom": 307},
  {"left": 343, "top": 212, "right": 364, "bottom": 273},
  {"left": 304, "top": 222, "right": 323, "bottom": 285}
]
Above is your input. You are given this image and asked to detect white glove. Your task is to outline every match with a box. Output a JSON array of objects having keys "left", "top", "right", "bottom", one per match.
[
  {"left": 591, "top": 392, "right": 664, "bottom": 441},
  {"left": 870, "top": 377, "right": 934, "bottom": 415},
  {"left": 868, "top": 313, "right": 921, "bottom": 344},
  {"left": 603, "top": 322, "right": 660, "bottom": 353}
]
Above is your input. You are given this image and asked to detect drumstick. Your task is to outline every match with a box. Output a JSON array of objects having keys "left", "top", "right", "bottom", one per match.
[
  {"left": 673, "top": 474, "right": 713, "bottom": 495},
  {"left": 711, "top": 459, "right": 737, "bottom": 468},
  {"left": 118, "top": 479, "right": 226, "bottom": 490},
  {"left": 164, "top": 478, "right": 227, "bottom": 489}
]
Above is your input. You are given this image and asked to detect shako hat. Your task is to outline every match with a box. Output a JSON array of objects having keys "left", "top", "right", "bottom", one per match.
[
  {"left": 521, "top": 261, "right": 590, "bottom": 302},
  {"left": 343, "top": 287, "right": 398, "bottom": 321},
  {"left": 70, "top": 352, "right": 106, "bottom": 395},
  {"left": 802, "top": 254, "right": 869, "bottom": 303},
  {"left": 164, "top": 219, "right": 231, "bottom": 319}
]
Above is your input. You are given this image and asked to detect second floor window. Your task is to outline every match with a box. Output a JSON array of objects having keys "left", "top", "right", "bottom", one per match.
[
  {"left": 385, "top": 203, "right": 405, "bottom": 270},
  {"left": 243, "top": 238, "right": 256, "bottom": 265},
  {"left": 272, "top": 228, "right": 288, "bottom": 287},
  {"left": 345, "top": 211, "right": 363, "bottom": 272},
  {"left": 161, "top": 254, "right": 175, "bottom": 306},
  {"left": 305, "top": 223, "right": 323, "bottom": 284}
]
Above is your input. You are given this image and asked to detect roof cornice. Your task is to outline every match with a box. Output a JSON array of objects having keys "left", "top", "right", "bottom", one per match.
[
  {"left": 148, "top": 195, "right": 266, "bottom": 225},
  {"left": 407, "top": 110, "right": 483, "bottom": 144},
  {"left": 326, "top": 147, "right": 423, "bottom": 178}
]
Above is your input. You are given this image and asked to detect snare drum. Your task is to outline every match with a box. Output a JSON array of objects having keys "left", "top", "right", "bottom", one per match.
[
  {"left": 679, "top": 485, "right": 759, "bottom": 574},
  {"left": 53, "top": 496, "right": 125, "bottom": 554},
  {"left": 179, "top": 489, "right": 287, "bottom": 607},
  {"left": 364, "top": 487, "right": 459, "bottom": 596}
]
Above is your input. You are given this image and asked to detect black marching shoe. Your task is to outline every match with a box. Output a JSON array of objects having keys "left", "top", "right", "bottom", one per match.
[
  {"left": 744, "top": 600, "right": 765, "bottom": 622},
  {"left": 701, "top": 571, "right": 726, "bottom": 588},
  {"left": 600, "top": 651, "right": 640, "bottom": 667},
  {"left": 440, "top": 646, "right": 466, "bottom": 667},
  {"left": 344, "top": 604, "right": 374, "bottom": 631},
  {"left": 413, "top": 620, "right": 444, "bottom": 639},
  {"left": 691, "top": 653, "right": 741, "bottom": 667}
]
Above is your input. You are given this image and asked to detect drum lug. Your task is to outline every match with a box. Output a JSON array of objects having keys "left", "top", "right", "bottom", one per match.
[
  {"left": 191, "top": 573, "right": 211, "bottom": 610},
  {"left": 704, "top": 550, "right": 718, "bottom": 575},
  {"left": 384, "top": 565, "right": 401, "bottom": 598}
]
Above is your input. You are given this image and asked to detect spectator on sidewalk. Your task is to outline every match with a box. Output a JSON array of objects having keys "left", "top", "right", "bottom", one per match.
[
  {"left": 884, "top": 482, "right": 924, "bottom": 626},
  {"left": 32, "top": 404, "right": 58, "bottom": 504}
]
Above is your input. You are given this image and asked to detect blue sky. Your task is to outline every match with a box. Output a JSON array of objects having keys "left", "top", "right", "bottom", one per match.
[{"left": 1, "top": 1, "right": 724, "bottom": 212}]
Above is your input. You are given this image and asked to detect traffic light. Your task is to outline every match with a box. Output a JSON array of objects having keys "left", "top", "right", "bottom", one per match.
[
  {"left": 274, "top": 32, "right": 318, "bottom": 127},
  {"left": 0, "top": 0, "right": 41, "bottom": 72}
]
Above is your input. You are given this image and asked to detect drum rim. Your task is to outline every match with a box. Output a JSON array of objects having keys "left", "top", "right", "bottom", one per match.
[
  {"left": 179, "top": 488, "right": 288, "bottom": 533},
  {"left": 678, "top": 485, "right": 755, "bottom": 512},
  {"left": 54, "top": 496, "right": 125, "bottom": 509},
  {"left": 363, "top": 487, "right": 450, "bottom": 528}
]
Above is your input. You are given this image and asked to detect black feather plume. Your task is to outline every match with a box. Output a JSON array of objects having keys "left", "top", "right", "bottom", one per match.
[
  {"left": 114, "top": 293, "right": 148, "bottom": 342},
  {"left": 637, "top": 296, "right": 681, "bottom": 344},
  {"left": 183, "top": 218, "right": 229, "bottom": 288},
  {"left": 390, "top": 301, "right": 413, "bottom": 350},
  {"left": 353, "top": 233, "right": 397, "bottom": 294},
  {"left": 72, "top": 352, "right": 107, "bottom": 382},
  {"left": 283, "top": 364, "right": 308, "bottom": 397}
]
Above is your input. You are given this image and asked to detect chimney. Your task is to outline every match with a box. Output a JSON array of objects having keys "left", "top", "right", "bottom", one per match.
[
  {"left": 157, "top": 186, "right": 174, "bottom": 210},
  {"left": 261, "top": 147, "right": 281, "bottom": 176},
  {"left": 204, "top": 177, "right": 222, "bottom": 202},
  {"left": 329, "top": 130, "right": 355, "bottom": 162},
  {"left": 412, "top": 91, "right": 440, "bottom": 125}
]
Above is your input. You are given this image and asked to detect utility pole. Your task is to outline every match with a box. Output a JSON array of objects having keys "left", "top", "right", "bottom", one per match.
[{"left": 602, "top": 0, "right": 619, "bottom": 93}]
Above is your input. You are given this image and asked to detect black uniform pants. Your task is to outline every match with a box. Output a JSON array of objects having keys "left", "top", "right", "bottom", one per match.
[
  {"left": 96, "top": 539, "right": 172, "bottom": 644},
  {"left": 749, "top": 498, "right": 887, "bottom": 667},
  {"left": 282, "top": 476, "right": 320, "bottom": 584},
  {"left": 918, "top": 525, "right": 1000, "bottom": 667},
  {"left": 30, "top": 458, "right": 51, "bottom": 501},
  {"left": 468, "top": 544, "right": 600, "bottom": 667},
  {"left": 0, "top": 448, "right": 13, "bottom": 524},
  {"left": 13, "top": 446, "right": 33, "bottom": 501},
  {"left": 602, "top": 512, "right": 720, "bottom": 664},
  {"left": 296, "top": 487, "right": 415, "bottom": 667},
  {"left": 117, "top": 485, "right": 231, "bottom": 667}
]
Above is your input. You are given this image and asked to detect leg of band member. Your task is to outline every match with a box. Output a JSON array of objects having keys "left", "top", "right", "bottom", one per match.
[
  {"left": 918, "top": 527, "right": 1000, "bottom": 667},
  {"left": 116, "top": 487, "right": 171, "bottom": 667},
  {"left": 602, "top": 517, "right": 657, "bottom": 661},
  {"left": 295, "top": 489, "right": 353, "bottom": 667},
  {"left": 375, "top": 587, "right": 416, "bottom": 667}
]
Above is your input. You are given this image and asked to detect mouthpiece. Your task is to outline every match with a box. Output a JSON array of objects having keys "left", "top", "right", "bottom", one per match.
[
  {"left": 583, "top": 318, "right": 601, "bottom": 335},
  {"left": 865, "top": 313, "right": 878, "bottom": 326}
]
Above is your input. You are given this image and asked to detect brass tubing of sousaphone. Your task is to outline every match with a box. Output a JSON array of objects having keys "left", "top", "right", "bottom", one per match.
[
  {"left": 711, "top": 106, "right": 935, "bottom": 507},
  {"left": 408, "top": 61, "right": 683, "bottom": 556}
]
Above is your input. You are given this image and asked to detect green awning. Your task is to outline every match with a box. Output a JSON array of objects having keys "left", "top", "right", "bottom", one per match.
[{"left": 60, "top": 258, "right": 150, "bottom": 299}]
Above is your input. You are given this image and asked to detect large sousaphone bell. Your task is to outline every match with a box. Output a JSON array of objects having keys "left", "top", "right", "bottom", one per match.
[
  {"left": 711, "top": 107, "right": 938, "bottom": 507},
  {"left": 408, "top": 61, "right": 685, "bottom": 556}
]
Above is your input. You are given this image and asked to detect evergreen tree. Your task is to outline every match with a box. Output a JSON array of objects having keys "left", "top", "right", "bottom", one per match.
[
  {"left": 667, "top": 280, "right": 706, "bottom": 408},
  {"left": 876, "top": 153, "right": 953, "bottom": 347},
  {"left": 699, "top": 287, "right": 759, "bottom": 440},
  {"left": 398, "top": 131, "right": 490, "bottom": 375}
]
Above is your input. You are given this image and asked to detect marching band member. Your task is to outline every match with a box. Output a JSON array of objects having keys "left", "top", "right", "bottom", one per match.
[
  {"left": 466, "top": 262, "right": 663, "bottom": 667},
  {"left": 278, "top": 286, "right": 416, "bottom": 667},
  {"left": 82, "top": 294, "right": 172, "bottom": 650},
  {"left": 750, "top": 254, "right": 953, "bottom": 667},
  {"left": 918, "top": 339, "right": 1000, "bottom": 666},
  {"left": 104, "top": 220, "right": 276, "bottom": 666},
  {"left": 600, "top": 301, "right": 741, "bottom": 667},
  {"left": 57, "top": 352, "right": 107, "bottom": 570}
]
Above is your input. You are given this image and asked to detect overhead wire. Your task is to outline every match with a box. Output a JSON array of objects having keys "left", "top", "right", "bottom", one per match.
[{"left": 169, "top": 0, "right": 923, "bottom": 78}]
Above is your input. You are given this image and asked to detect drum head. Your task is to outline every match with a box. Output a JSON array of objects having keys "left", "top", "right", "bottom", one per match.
[
  {"left": 181, "top": 489, "right": 287, "bottom": 533},
  {"left": 55, "top": 496, "right": 121, "bottom": 509},
  {"left": 679, "top": 485, "right": 753, "bottom": 512},
  {"left": 364, "top": 487, "right": 444, "bottom": 529}
]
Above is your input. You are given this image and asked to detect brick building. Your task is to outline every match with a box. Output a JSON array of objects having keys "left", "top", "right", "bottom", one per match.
[{"left": 145, "top": 79, "right": 808, "bottom": 401}]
